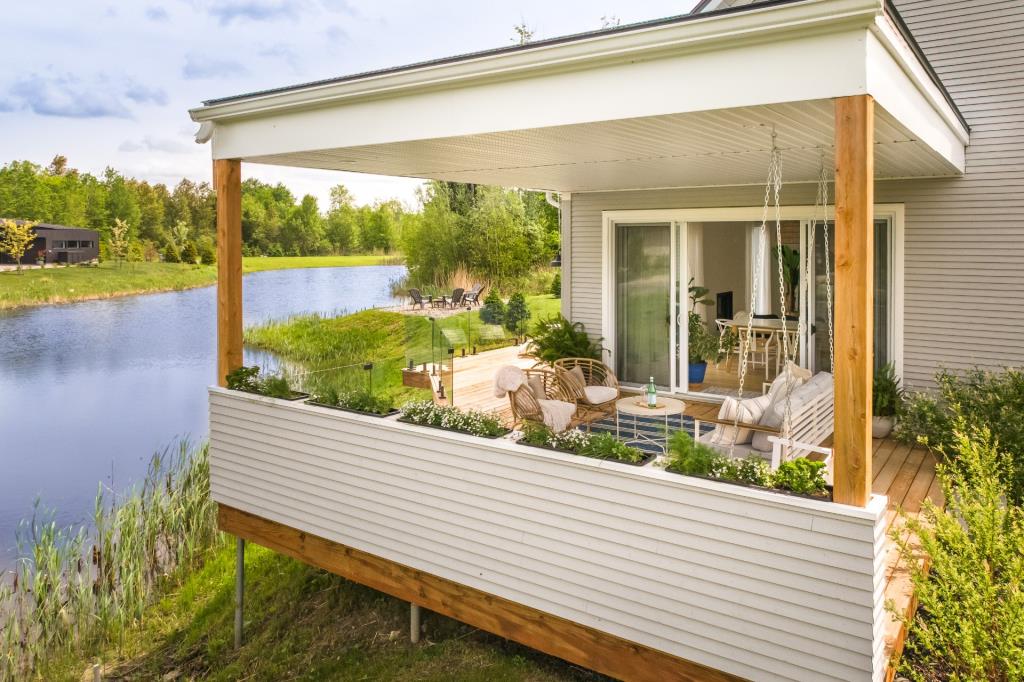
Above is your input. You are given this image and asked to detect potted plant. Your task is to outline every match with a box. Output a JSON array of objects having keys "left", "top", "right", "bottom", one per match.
[
  {"left": 686, "top": 279, "right": 719, "bottom": 384},
  {"left": 517, "top": 422, "right": 653, "bottom": 466},
  {"left": 399, "top": 400, "right": 509, "bottom": 438},
  {"left": 872, "top": 363, "right": 903, "bottom": 438}
]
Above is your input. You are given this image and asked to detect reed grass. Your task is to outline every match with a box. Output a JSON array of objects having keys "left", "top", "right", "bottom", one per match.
[{"left": 0, "top": 441, "right": 218, "bottom": 681}]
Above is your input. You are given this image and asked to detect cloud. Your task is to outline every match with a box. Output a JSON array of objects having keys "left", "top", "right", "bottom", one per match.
[
  {"left": 258, "top": 43, "right": 302, "bottom": 70},
  {"left": 6, "top": 73, "right": 167, "bottom": 119},
  {"left": 119, "top": 135, "right": 192, "bottom": 154},
  {"left": 182, "top": 53, "right": 249, "bottom": 80},
  {"left": 145, "top": 6, "right": 169, "bottom": 21},
  {"left": 207, "top": 0, "right": 301, "bottom": 25},
  {"left": 324, "top": 25, "right": 348, "bottom": 43}
]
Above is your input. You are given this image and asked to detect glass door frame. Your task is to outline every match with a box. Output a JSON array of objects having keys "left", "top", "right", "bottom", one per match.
[{"left": 600, "top": 205, "right": 903, "bottom": 397}]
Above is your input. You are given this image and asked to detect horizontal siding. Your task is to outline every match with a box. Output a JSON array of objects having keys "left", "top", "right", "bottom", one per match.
[{"left": 209, "top": 389, "right": 888, "bottom": 682}]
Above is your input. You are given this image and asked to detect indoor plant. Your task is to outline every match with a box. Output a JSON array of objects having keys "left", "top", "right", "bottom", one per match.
[
  {"left": 686, "top": 279, "right": 718, "bottom": 384},
  {"left": 872, "top": 363, "right": 903, "bottom": 438}
]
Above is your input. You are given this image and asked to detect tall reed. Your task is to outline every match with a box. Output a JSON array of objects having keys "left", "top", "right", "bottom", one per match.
[{"left": 0, "top": 440, "right": 218, "bottom": 680}]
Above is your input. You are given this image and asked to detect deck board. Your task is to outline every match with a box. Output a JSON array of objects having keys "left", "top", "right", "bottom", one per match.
[{"left": 449, "top": 345, "right": 940, "bottom": 679}]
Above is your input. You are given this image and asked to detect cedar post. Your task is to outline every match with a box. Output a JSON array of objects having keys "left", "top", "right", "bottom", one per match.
[
  {"left": 832, "top": 95, "right": 874, "bottom": 507},
  {"left": 215, "top": 159, "right": 243, "bottom": 387}
]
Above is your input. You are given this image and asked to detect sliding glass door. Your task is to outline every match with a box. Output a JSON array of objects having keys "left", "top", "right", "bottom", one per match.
[
  {"left": 614, "top": 223, "right": 673, "bottom": 387},
  {"left": 807, "top": 218, "right": 892, "bottom": 372}
]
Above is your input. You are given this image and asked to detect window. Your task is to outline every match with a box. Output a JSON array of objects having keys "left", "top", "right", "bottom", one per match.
[
  {"left": 66, "top": 240, "right": 78, "bottom": 248},
  {"left": 80, "top": 241, "right": 93, "bottom": 248}
]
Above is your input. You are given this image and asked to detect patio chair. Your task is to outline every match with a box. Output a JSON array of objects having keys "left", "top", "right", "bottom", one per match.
[
  {"left": 449, "top": 287, "right": 465, "bottom": 308},
  {"left": 551, "top": 357, "right": 620, "bottom": 427},
  {"left": 409, "top": 288, "right": 426, "bottom": 309},
  {"left": 499, "top": 366, "right": 577, "bottom": 432},
  {"left": 463, "top": 283, "right": 484, "bottom": 306}
]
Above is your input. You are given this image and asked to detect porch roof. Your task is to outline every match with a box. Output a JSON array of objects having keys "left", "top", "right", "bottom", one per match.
[{"left": 189, "top": 0, "right": 968, "bottom": 192}]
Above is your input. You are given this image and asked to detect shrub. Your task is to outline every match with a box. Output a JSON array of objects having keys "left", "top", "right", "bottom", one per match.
[
  {"left": 665, "top": 431, "right": 825, "bottom": 494},
  {"left": 896, "top": 367, "right": 1024, "bottom": 505},
  {"left": 550, "top": 271, "right": 561, "bottom": 298},
  {"left": 162, "top": 244, "right": 181, "bottom": 263},
  {"left": 400, "top": 400, "right": 504, "bottom": 437},
  {"left": 873, "top": 362, "right": 904, "bottom": 417},
  {"left": 311, "top": 386, "right": 395, "bottom": 415},
  {"left": 182, "top": 240, "right": 200, "bottom": 265},
  {"left": 480, "top": 291, "right": 505, "bottom": 325},
  {"left": 504, "top": 292, "right": 530, "bottom": 333},
  {"left": 771, "top": 459, "right": 828, "bottom": 496},
  {"left": 519, "top": 423, "right": 643, "bottom": 464},
  {"left": 199, "top": 241, "right": 216, "bottom": 265},
  {"left": 527, "top": 315, "right": 602, "bottom": 362},
  {"left": 892, "top": 424, "right": 1024, "bottom": 682},
  {"left": 225, "top": 365, "right": 299, "bottom": 399}
]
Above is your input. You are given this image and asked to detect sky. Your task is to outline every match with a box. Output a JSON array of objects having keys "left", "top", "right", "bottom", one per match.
[{"left": 2, "top": 0, "right": 698, "bottom": 209}]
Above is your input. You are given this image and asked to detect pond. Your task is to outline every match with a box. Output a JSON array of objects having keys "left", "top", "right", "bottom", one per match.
[{"left": 0, "top": 265, "right": 405, "bottom": 566}]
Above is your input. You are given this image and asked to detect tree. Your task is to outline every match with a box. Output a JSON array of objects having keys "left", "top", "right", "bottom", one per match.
[
  {"left": 504, "top": 292, "right": 531, "bottom": 333},
  {"left": 0, "top": 219, "right": 37, "bottom": 271},
  {"left": 480, "top": 292, "right": 506, "bottom": 325},
  {"left": 163, "top": 243, "right": 181, "bottom": 263},
  {"left": 182, "top": 240, "right": 200, "bottom": 265},
  {"left": 108, "top": 218, "right": 131, "bottom": 267},
  {"left": 199, "top": 240, "right": 216, "bottom": 265},
  {"left": 170, "top": 219, "right": 190, "bottom": 252},
  {"left": 324, "top": 184, "right": 359, "bottom": 253}
]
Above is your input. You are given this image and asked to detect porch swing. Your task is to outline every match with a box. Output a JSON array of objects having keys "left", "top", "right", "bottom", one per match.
[{"left": 694, "top": 133, "right": 837, "bottom": 481}]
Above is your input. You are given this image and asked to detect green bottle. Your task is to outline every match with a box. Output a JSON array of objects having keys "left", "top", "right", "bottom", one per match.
[{"left": 646, "top": 376, "right": 658, "bottom": 408}]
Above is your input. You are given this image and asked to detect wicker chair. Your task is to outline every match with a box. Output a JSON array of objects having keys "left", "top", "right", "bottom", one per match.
[
  {"left": 507, "top": 367, "right": 576, "bottom": 431},
  {"left": 551, "top": 357, "right": 621, "bottom": 426}
]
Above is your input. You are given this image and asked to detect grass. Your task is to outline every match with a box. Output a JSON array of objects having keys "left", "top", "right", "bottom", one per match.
[
  {"left": 49, "top": 540, "right": 604, "bottom": 682},
  {"left": 244, "top": 294, "right": 560, "bottom": 399},
  {"left": 0, "top": 255, "right": 401, "bottom": 310}
]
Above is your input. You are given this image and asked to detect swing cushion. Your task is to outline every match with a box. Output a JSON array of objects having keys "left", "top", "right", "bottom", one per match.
[
  {"left": 765, "top": 361, "right": 812, "bottom": 402},
  {"left": 752, "top": 372, "right": 833, "bottom": 452},
  {"left": 706, "top": 394, "right": 771, "bottom": 446}
]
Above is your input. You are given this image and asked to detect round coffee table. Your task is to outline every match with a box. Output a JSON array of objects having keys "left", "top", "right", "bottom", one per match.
[{"left": 615, "top": 396, "right": 685, "bottom": 455}]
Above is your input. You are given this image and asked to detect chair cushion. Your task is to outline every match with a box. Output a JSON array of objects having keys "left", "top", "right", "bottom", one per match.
[
  {"left": 527, "top": 375, "right": 547, "bottom": 400},
  {"left": 583, "top": 385, "right": 617, "bottom": 405},
  {"left": 568, "top": 365, "right": 587, "bottom": 389},
  {"left": 706, "top": 394, "right": 771, "bottom": 446}
]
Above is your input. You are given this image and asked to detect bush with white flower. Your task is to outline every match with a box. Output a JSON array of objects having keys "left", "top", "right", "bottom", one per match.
[{"left": 400, "top": 400, "right": 505, "bottom": 437}]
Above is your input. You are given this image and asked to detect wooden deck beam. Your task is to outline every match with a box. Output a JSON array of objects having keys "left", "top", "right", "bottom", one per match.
[
  {"left": 218, "top": 504, "right": 747, "bottom": 682},
  {"left": 833, "top": 95, "right": 875, "bottom": 507},
  {"left": 214, "top": 159, "right": 243, "bottom": 387}
]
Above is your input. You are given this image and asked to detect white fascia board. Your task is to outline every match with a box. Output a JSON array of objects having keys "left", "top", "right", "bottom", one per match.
[
  {"left": 191, "top": 0, "right": 881, "bottom": 125},
  {"left": 207, "top": 28, "right": 870, "bottom": 160},
  {"left": 866, "top": 16, "right": 968, "bottom": 172}
]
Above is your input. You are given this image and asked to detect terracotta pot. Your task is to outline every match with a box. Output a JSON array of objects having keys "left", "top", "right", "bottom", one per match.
[{"left": 872, "top": 415, "right": 894, "bottom": 439}]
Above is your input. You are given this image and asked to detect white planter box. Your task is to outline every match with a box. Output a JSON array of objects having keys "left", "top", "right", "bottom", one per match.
[{"left": 209, "top": 387, "right": 889, "bottom": 682}]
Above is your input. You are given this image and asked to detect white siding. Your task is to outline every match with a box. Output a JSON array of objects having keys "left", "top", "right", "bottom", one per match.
[{"left": 209, "top": 388, "right": 889, "bottom": 682}]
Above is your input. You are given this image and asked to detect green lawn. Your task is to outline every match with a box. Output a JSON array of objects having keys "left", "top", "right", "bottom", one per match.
[
  {"left": 0, "top": 255, "right": 402, "bottom": 309},
  {"left": 244, "top": 295, "right": 561, "bottom": 399},
  {"left": 46, "top": 540, "right": 600, "bottom": 681}
]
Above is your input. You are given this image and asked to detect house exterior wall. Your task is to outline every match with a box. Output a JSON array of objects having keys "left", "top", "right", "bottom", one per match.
[
  {"left": 209, "top": 387, "right": 889, "bottom": 682},
  {"left": 567, "top": 1, "right": 1024, "bottom": 389}
]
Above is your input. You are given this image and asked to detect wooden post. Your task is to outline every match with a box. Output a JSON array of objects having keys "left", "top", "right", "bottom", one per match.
[
  {"left": 215, "top": 159, "right": 243, "bottom": 387},
  {"left": 833, "top": 95, "right": 874, "bottom": 507}
]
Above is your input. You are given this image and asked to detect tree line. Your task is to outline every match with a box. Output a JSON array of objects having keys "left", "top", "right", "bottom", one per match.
[
  {"left": 0, "top": 158, "right": 561, "bottom": 286},
  {"left": 0, "top": 156, "right": 414, "bottom": 260}
]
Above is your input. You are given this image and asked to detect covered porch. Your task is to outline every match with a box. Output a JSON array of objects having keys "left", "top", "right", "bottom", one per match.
[{"left": 193, "top": 1, "right": 965, "bottom": 680}]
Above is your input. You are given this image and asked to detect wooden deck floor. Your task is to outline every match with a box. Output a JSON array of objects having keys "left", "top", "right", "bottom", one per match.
[{"left": 449, "top": 345, "right": 938, "bottom": 677}]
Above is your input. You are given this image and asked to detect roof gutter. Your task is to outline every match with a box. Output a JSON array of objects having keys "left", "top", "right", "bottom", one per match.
[{"left": 190, "top": 0, "right": 881, "bottom": 124}]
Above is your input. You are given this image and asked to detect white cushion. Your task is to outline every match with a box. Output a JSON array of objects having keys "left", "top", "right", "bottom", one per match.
[
  {"left": 765, "top": 361, "right": 812, "bottom": 402},
  {"left": 583, "top": 385, "right": 618, "bottom": 405},
  {"left": 527, "top": 375, "right": 547, "bottom": 400},
  {"left": 706, "top": 394, "right": 771, "bottom": 446},
  {"left": 752, "top": 371, "right": 833, "bottom": 452}
]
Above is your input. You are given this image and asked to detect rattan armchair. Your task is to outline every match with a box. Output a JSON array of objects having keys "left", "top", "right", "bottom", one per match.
[
  {"left": 551, "top": 357, "right": 621, "bottom": 426},
  {"left": 507, "top": 367, "right": 576, "bottom": 431}
]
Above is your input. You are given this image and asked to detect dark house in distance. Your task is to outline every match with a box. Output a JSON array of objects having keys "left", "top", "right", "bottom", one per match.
[{"left": 0, "top": 221, "right": 100, "bottom": 265}]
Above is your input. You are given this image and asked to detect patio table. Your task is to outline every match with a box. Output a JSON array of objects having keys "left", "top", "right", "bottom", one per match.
[{"left": 615, "top": 396, "right": 685, "bottom": 455}]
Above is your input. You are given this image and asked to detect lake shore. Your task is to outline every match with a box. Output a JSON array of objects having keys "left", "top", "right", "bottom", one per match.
[{"left": 0, "top": 255, "right": 402, "bottom": 310}]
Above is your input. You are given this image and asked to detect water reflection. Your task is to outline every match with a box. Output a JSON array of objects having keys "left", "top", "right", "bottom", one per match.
[{"left": 0, "top": 265, "right": 405, "bottom": 564}]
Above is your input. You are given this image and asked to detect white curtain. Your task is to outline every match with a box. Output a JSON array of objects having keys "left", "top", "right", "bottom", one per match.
[
  {"left": 686, "top": 223, "right": 705, "bottom": 320},
  {"left": 749, "top": 224, "right": 771, "bottom": 316}
]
